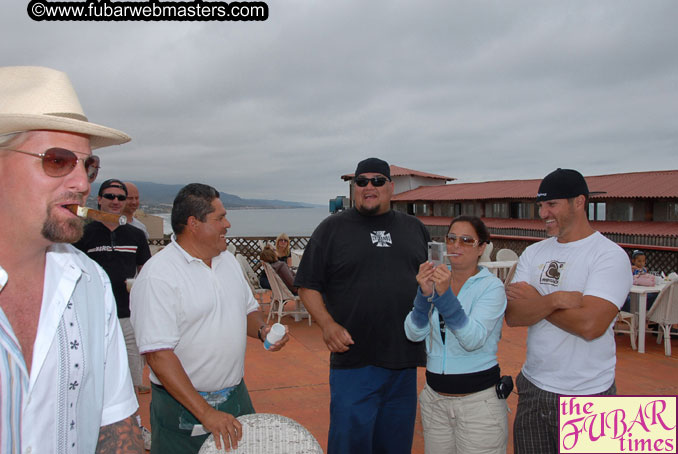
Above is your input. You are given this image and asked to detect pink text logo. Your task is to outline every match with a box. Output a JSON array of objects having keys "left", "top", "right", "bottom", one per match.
[{"left": 559, "top": 396, "right": 676, "bottom": 453}]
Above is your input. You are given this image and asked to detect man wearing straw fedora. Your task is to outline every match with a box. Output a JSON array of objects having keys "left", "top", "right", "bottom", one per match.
[{"left": 0, "top": 67, "right": 142, "bottom": 453}]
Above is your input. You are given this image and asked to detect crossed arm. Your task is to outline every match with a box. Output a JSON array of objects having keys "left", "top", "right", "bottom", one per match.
[
  {"left": 505, "top": 282, "right": 619, "bottom": 341},
  {"left": 96, "top": 416, "right": 143, "bottom": 453}
]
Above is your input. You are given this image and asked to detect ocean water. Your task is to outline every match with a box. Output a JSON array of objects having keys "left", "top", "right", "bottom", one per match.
[{"left": 158, "top": 206, "right": 330, "bottom": 237}]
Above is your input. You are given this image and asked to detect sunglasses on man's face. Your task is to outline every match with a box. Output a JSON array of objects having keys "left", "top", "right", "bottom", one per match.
[
  {"left": 101, "top": 193, "right": 127, "bottom": 201},
  {"left": 1, "top": 147, "right": 100, "bottom": 183},
  {"left": 354, "top": 176, "right": 389, "bottom": 187},
  {"left": 446, "top": 233, "right": 479, "bottom": 247}
]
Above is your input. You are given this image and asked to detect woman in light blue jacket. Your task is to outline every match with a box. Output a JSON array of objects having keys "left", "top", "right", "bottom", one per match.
[{"left": 405, "top": 215, "right": 508, "bottom": 454}]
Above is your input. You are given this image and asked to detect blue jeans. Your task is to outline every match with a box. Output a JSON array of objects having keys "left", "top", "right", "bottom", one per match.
[{"left": 328, "top": 366, "right": 417, "bottom": 454}]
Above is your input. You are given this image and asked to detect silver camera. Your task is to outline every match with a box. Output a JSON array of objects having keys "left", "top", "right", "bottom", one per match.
[{"left": 427, "top": 241, "right": 446, "bottom": 267}]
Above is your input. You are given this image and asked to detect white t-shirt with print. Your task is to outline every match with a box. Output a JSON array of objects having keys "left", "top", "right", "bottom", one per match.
[{"left": 513, "top": 231, "right": 632, "bottom": 394}]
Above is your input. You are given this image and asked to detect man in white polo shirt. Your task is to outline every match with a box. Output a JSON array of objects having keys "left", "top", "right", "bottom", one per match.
[
  {"left": 505, "top": 168, "right": 632, "bottom": 454},
  {"left": 131, "top": 183, "right": 289, "bottom": 454}
]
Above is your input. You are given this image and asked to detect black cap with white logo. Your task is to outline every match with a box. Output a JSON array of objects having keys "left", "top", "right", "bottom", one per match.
[{"left": 536, "top": 168, "right": 589, "bottom": 202}]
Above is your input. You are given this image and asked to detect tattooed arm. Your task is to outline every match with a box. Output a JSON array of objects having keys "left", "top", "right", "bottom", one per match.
[{"left": 95, "top": 415, "right": 143, "bottom": 453}]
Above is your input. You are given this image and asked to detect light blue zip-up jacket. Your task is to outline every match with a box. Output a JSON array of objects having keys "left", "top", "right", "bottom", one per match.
[{"left": 404, "top": 266, "right": 507, "bottom": 374}]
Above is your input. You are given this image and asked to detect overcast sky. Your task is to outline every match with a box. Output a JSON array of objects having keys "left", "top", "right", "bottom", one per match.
[{"left": 3, "top": 1, "right": 677, "bottom": 204}]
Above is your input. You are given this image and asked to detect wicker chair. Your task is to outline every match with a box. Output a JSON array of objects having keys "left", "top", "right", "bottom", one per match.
[
  {"left": 199, "top": 413, "right": 322, "bottom": 454},
  {"left": 646, "top": 280, "right": 678, "bottom": 356}
]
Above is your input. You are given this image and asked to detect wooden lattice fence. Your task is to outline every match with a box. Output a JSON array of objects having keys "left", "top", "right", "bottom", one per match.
[
  {"left": 151, "top": 235, "right": 311, "bottom": 276},
  {"left": 227, "top": 236, "right": 310, "bottom": 275},
  {"left": 151, "top": 234, "right": 677, "bottom": 275}
]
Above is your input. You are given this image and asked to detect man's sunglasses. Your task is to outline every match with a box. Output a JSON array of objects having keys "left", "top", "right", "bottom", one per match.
[
  {"left": 354, "top": 176, "right": 389, "bottom": 187},
  {"left": 446, "top": 233, "right": 479, "bottom": 247},
  {"left": 1, "top": 147, "right": 100, "bottom": 183},
  {"left": 101, "top": 193, "right": 127, "bottom": 201}
]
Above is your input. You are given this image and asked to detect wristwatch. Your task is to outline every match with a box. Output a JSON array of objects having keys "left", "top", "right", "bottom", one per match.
[{"left": 257, "top": 324, "right": 266, "bottom": 342}]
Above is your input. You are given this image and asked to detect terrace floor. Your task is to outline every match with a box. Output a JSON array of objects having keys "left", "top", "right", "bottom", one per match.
[{"left": 136, "top": 309, "right": 678, "bottom": 453}]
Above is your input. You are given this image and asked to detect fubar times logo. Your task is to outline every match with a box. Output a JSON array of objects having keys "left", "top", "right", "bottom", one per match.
[{"left": 559, "top": 395, "right": 677, "bottom": 453}]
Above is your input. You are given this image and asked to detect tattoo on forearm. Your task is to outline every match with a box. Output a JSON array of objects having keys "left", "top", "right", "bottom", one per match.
[{"left": 95, "top": 415, "right": 143, "bottom": 453}]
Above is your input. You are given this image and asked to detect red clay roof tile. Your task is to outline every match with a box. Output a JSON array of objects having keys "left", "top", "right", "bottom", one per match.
[
  {"left": 416, "top": 216, "right": 678, "bottom": 237},
  {"left": 341, "top": 165, "right": 453, "bottom": 181},
  {"left": 393, "top": 170, "right": 678, "bottom": 201}
]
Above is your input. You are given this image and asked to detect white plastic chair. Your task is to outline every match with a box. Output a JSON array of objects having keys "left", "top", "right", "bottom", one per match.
[
  {"left": 290, "top": 249, "right": 303, "bottom": 268},
  {"left": 199, "top": 413, "right": 322, "bottom": 454},
  {"left": 503, "top": 262, "right": 518, "bottom": 287},
  {"left": 479, "top": 241, "right": 493, "bottom": 263},
  {"left": 646, "top": 280, "right": 678, "bottom": 356},
  {"left": 614, "top": 311, "right": 638, "bottom": 351},
  {"left": 236, "top": 253, "right": 270, "bottom": 306},
  {"left": 258, "top": 240, "right": 273, "bottom": 251},
  {"left": 263, "top": 262, "right": 311, "bottom": 326},
  {"left": 496, "top": 248, "right": 519, "bottom": 262},
  {"left": 227, "top": 243, "right": 237, "bottom": 255}
]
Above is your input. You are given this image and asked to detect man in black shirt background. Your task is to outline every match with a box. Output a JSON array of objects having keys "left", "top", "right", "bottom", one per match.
[{"left": 75, "top": 179, "right": 151, "bottom": 394}]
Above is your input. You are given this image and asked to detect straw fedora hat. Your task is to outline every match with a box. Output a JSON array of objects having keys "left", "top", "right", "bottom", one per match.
[{"left": 0, "top": 66, "right": 130, "bottom": 149}]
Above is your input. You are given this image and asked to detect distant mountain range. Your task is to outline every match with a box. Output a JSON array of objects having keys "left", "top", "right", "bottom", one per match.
[{"left": 89, "top": 181, "right": 320, "bottom": 210}]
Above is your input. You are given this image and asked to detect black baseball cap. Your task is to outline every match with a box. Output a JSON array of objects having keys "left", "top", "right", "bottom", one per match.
[
  {"left": 98, "top": 179, "right": 128, "bottom": 196},
  {"left": 536, "top": 168, "right": 588, "bottom": 202},
  {"left": 355, "top": 157, "right": 391, "bottom": 180}
]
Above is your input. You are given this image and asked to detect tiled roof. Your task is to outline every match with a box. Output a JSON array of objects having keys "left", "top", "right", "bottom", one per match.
[
  {"left": 416, "top": 216, "right": 678, "bottom": 238},
  {"left": 341, "top": 165, "right": 453, "bottom": 182},
  {"left": 393, "top": 169, "right": 678, "bottom": 201}
]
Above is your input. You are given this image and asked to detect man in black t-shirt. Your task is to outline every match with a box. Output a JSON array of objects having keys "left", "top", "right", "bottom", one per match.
[
  {"left": 74, "top": 179, "right": 151, "bottom": 395},
  {"left": 295, "top": 158, "right": 429, "bottom": 454}
]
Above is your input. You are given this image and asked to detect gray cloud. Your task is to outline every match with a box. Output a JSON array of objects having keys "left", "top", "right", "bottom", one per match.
[{"left": 3, "top": 0, "right": 677, "bottom": 203}]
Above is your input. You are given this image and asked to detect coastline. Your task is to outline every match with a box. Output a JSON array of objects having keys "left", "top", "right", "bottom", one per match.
[{"left": 157, "top": 206, "right": 330, "bottom": 237}]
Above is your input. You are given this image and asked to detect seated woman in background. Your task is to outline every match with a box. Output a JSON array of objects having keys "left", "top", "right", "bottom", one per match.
[
  {"left": 275, "top": 233, "right": 292, "bottom": 266},
  {"left": 404, "top": 215, "right": 508, "bottom": 454},
  {"left": 260, "top": 245, "right": 297, "bottom": 294}
]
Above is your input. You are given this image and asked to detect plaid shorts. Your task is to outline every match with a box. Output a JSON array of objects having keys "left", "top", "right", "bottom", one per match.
[{"left": 513, "top": 371, "right": 616, "bottom": 454}]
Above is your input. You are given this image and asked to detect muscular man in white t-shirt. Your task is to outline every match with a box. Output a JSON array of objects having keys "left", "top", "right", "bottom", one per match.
[{"left": 505, "top": 168, "right": 632, "bottom": 454}]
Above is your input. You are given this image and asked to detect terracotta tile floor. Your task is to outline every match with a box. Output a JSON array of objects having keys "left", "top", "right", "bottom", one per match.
[{"left": 137, "top": 309, "right": 678, "bottom": 453}]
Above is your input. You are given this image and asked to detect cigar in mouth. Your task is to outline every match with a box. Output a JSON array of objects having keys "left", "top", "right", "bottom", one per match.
[{"left": 66, "top": 205, "right": 127, "bottom": 226}]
